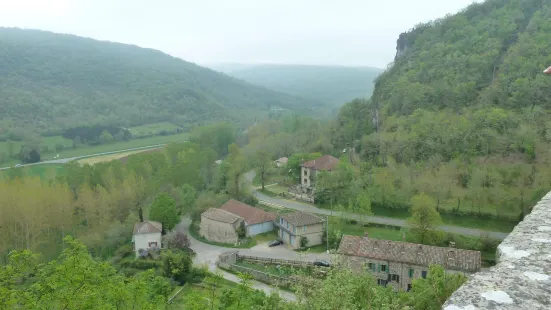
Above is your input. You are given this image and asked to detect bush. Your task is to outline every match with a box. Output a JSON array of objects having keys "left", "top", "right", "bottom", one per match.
[
  {"left": 119, "top": 258, "right": 162, "bottom": 270},
  {"left": 167, "top": 231, "right": 191, "bottom": 249}
]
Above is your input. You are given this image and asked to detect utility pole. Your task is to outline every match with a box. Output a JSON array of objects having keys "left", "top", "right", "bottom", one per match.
[{"left": 326, "top": 214, "right": 329, "bottom": 253}]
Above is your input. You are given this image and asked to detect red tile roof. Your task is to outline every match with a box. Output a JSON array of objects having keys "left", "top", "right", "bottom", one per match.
[
  {"left": 201, "top": 208, "right": 242, "bottom": 224},
  {"left": 338, "top": 235, "right": 481, "bottom": 273},
  {"left": 220, "top": 199, "right": 276, "bottom": 225},
  {"left": 300, "top": 155, "right": 339, "bottom": 171},
  {"left": 133, "top": 220, "right": 162, "bottom": 235}
]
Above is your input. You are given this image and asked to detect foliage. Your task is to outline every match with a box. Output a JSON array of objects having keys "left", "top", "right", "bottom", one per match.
[
  {"left": 409, "top": 265, "right": 468, "bottom": 309},
  {"left": 299, "top": 236, "right": 309, "bottom": 248},
  {"left": 166, "top": 231, "right": 191, "bottom": 250},
  {"left": 149, "top": 193, "right": 179, "bottom": 233},
  {"left": 408, "top": 193, "right": 444, "bottom": 245},
  {"left": 0, "top": 236, "right": 171, "bottom": 309},
  {"left": 236, "top": 221, "right": 247, "bottom": 239},
  {"left": 161, "top": 250, "right": 193, "bottom": 285},
  {"left": 179, "top": 183, "right": 197, "bottom": 215}
]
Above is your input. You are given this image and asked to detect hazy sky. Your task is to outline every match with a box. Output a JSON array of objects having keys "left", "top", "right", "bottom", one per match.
[{"left": 0, "top": 0, "right": 477, "bottom": 68}]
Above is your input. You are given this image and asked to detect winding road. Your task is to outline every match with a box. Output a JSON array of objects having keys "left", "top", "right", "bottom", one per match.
[
  {"left": 245, "top": 171, "right": 510, "bottom": 241},
  {"left": 176, "top": 217, "right": 332, "bottom": 301}
]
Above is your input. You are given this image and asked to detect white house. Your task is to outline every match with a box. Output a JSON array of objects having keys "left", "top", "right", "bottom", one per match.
[
  {"left": 132, "top": 220, "right": 162, "bottom": 257},
  {"left": 220, "top": 199, "right": 276, "bottom": 236}
]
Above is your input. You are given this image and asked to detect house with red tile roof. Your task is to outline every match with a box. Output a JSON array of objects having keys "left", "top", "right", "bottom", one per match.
[
  {"left": 219, "top": 199, "right": 277, "bottom": 236},
  {"left": 300, "top": 154, "right": 339, "bottom": 188}
]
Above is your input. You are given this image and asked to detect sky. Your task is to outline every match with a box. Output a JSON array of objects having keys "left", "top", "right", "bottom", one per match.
[{"left": 0, "top": 0, "right": 478, "bottom": 68}]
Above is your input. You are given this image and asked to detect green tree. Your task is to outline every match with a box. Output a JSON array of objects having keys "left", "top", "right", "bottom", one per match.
[
  {"left": 180, "top": 183, "right": 197, "bottom": 214},
  {"left": 255, "top": 149, "right": 272, "bottom": 189},
  {"left": 408, "top": 193, "right": 443, "bottom": 244},
  {"left": 99, "top": 130, "right": 114, "bottom": 143},
  {"left": 161, "top": 250, "right": 193, "bottom": 285},
  {"left": 226, "top": 144, "right": 247, "bottom": 200},
  {"left": 409, "top": 265, "right": 467, "bottom": 309},
  {"left": 149, "top": 192, "right": 179, "bottom": 233}
]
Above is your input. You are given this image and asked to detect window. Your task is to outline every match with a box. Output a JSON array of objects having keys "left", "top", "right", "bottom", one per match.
[
  {"left": 303, "top": 170, "right": 307, "bottom": 176},
  {"left": 303, "top": 178, "right": 308, "bottom": 184},
  {"left": 381, "top": 264, "right": 387, "bottom": 272},
  {"left": 148, "top": 242, "right": 158, "bottom": 248},
  {"left": 293, "top": 226, "right": 296, "bottom": 234},
  {"left": 421, "top": 271, "right": 427, "bottom": 279},
  {"left": 390, "top": 274, "right": 400, "bottom": 282},
  {"left": 377, "top": 279, "right": 388, "bottom": 287},
  {"left": 368, "top": 263, "right": 376, "bottom": 272},
  {"left": 407, "top": 284, "right": 412, "bottom": 292},
  {"left": 409, "top": 269, "right": 414, "bottom": 278},
  {"left": 303, "top": 226, "right": 306, "bottom": 232}
]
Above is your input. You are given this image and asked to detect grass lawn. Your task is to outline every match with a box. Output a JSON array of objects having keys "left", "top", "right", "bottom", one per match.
[
  {"left": 256, "top": 203, "right": 294, "bottom": 215},
  {"left": 0, "top": 164, "right": 66, "bottom": 179},
  {"left": 0, "top": 133, "right": 188, "bottom": 168},
  {"left": 77, "top": 147, "right": 164, "bottom": 165},
  {"left": 295, "top": 244, "right": 327, "bottom": 253},
  {"left": 252, "top": 231, "right": 279, "bottom": 244},
  {"left": 129, "top": 122, "right": 181, "bottom": 137}
]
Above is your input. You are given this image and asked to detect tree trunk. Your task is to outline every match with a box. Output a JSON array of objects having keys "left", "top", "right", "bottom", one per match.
[{"left": 139, "top": 207, "right": 144, "bottom": 222}]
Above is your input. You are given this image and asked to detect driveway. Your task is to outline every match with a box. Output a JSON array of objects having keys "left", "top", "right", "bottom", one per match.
[
  {"left": 175, "top": 217, "right": 298, "bottom": 301},
  {"left": 245, "top": 171, "right": 510, "bottom": 241}
]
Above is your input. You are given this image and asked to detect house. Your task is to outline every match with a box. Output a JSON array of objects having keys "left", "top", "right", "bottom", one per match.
[
  {"left": 220, "top": 199, "right": 276, "bottom": 236},
  {"left": 200, "top": 208, "right": 244, "bottom": 244},
  {"left": 132, "top": 220, "right": 162, "bottom": 258},
  {"left": 338, "top": 234, "right": 482, "bottom": 291},
  {"left": 277, "top": 211, "right": 325, "bottom": 249},
  {"left": 274, "top": 157, "right": 288, "bottom": 168},
  {"left": 300, "top": 155, "right": 339, "bottom": 188}
]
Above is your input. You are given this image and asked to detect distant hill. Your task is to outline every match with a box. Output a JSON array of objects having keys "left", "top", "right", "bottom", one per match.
[
  {"left": 210, "top": 63, "right": 383, "bottom": 106},
  {"left": 0, "top": 28, "right": 327, "bottom": 136}
]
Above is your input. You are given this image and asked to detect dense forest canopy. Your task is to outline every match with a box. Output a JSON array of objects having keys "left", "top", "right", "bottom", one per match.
[
  {"left": 214, "top": 63, "right": 383, "bottom": 107},
  {"left": 0, "top": 28, "right": 328, "bottom": 136}
]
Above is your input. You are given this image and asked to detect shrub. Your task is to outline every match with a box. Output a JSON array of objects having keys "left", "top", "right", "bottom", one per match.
[{"left": 167, "top": 231, "right": 191, "bottom": 249}]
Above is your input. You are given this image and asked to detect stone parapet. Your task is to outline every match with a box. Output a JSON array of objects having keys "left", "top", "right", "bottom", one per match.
[{"left": 443, "top": 192, "right": 551, "bottom": 309}]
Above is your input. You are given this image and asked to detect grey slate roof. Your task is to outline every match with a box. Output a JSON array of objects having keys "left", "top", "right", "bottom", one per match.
[
  {"left": 133, "top": 220, "right": 162, "bottom": 235},
  {"left": 201, "top": 207, "right": 242, "bottom": 224},
  {"left": 281, "top": 211, "right": 324, "bottom": 226},
  {"left": 338, "top": 235, "right": 481, "bottom": 273}
]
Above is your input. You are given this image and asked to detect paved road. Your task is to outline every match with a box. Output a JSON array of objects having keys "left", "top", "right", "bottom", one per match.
[
  {"left": 0, "top": 143, "right": 171, "bottom": 171},
  {"left": 245, "top": 172, "right": 509, "bottom": 241},
  {"left": 175, "top": 217, "right": 319, "bottom": 301}
]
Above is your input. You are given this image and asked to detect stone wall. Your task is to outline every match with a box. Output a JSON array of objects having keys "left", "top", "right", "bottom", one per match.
[
  {"left": 199, "top": 216, "right": 240, "bottom": 244},
  {"left": 443, "top": 192, "right": 551, "bottom": 309}
]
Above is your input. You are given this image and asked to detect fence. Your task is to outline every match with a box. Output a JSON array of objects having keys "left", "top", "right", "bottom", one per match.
[
  {"left": 229, "top": 264, "right": 293, "bottom": 287},
  {"left": 237, "top": 254, "right": 314, "bottom": 267}
]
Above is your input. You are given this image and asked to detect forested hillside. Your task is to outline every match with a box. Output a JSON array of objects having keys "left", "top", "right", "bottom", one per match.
[
  {"left": 214, "top": 64, "right": 382, "bottom": 107},
  {"left": 0, "top": 28, "right": 326, "bottom": 135},
  {"left": 329, "top": 0, "right": 551, "bottom": 221}
]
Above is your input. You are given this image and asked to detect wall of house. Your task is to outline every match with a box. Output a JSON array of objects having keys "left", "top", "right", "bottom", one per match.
[
  {"left": 133, "top": 232, "right": 161, "bottom": 257},
  {"left": 278, "top": 218, "right": 324, "bottom": 249},
  {"left": 247, "top": 221, "right": 274, "bottom": 236},
  {"left": 199, "top": 216, "right": 240, "bottom": 244},
  {"left": 344, "top": 255, "right": 469, "bottom": 291},
  {"left": 301, "top": 167, "right": 311, "bottom": 187}
]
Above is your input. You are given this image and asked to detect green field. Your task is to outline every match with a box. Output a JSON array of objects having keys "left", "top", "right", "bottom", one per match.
[
  {"left": 0, "top": 133, "right": 189, "bottom": 168},
  {"left": 128, "top": 122, "right": 181, "bottom": 137}
]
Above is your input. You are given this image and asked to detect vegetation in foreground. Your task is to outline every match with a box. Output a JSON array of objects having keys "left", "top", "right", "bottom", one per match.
[{"left": 0, "top": 235, "right": 466, "bottom": 309}]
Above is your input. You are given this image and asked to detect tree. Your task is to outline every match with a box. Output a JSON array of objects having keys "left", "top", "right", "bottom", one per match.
[
  {"left": 19, "top": 145, "right": 40, "bottom": 164},
  {"left": 408, "top": 193, "right": 443, "bottom": 245},
  {"left": 226, "top": 144, "right": 247, "bottom": 200},
  {"left": 161, "top": 250, "right": 193, "bottom": 284},
  {"left": 300, "top": 236, "right": 309, "bottom": 248},
  {"left": 255, "top": 149, "right": 272, "bottom": 189},
  {"left": 409, "top": 265, "right": 467, "bottom": 309},
  {"left": 180, "top": 183, "right": 197, "bottom": 215},
  {"left": 149, "top": 193, "right": 179, "bottom": 233},
  {"left": 167, "top": 231, "right": 191, "bottom": 249},
  {"left": 236, "top": 221, "right": 246, "bottom": 239},
  {"left": 354, "top": 192, "right": 373, "bottom": 222},
  {"left": 6, "top": 140, "right": 14, "bottom": 158},
  {"left": 99, "top": 130, "right": 114, "bottom": 144}
]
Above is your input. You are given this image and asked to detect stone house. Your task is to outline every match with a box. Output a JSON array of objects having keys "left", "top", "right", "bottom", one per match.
[
  {"left": 278, "top": 211, "right": 325, "bottom": 249},
  {"left": 132, "top": 220, "right": 162, "bottom": 258},
  {"left": 220, "top": 199, "right": 276, "bottom": 236},
  {"left": 300, "top": 155, "right": 339, "bottom": 188},
  {"left": 200, "top": 208, "right": 243, "bottom": 244},
  {"left": 338, "top": 234, "right": 482, "bottom": 291}
]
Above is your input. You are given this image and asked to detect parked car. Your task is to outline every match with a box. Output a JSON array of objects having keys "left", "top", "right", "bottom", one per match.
[
  {"left": 268, "top": 239, "right": 283, "bottom": 247},
  {"left": 14, "top": 164, "right": 22, "bottom": 168},
  {"left": 313, "top": 259, "right": 331, "bottom": 267}
]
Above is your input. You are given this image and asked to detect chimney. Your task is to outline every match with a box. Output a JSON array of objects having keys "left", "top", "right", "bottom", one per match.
[{"left": 449, "top": 241, "right": 456, "bottom": 248}]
